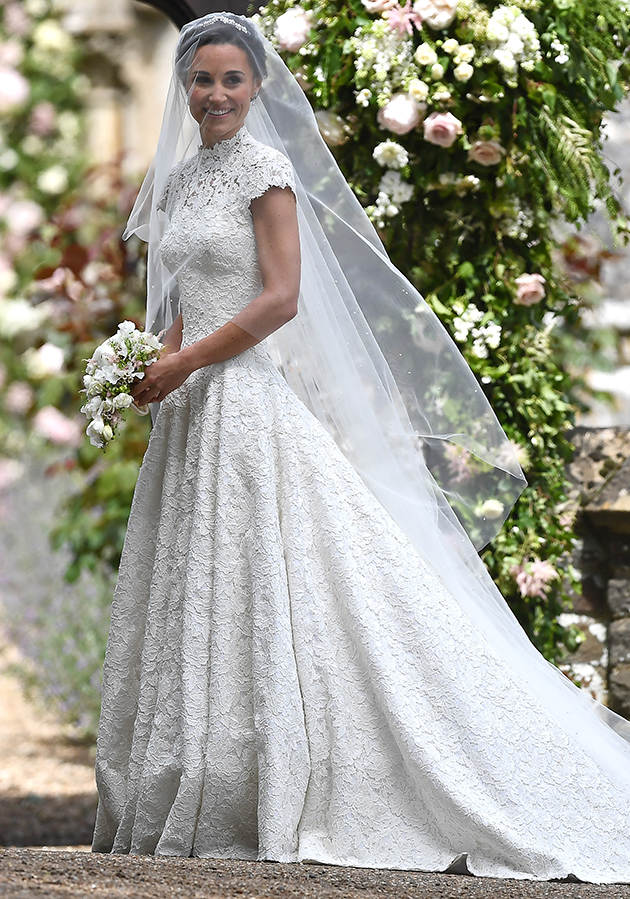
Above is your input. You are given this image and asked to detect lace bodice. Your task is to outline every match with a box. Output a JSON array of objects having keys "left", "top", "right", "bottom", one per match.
[{"left": 158, "top": 128, "right": 295, "bottom": 348}]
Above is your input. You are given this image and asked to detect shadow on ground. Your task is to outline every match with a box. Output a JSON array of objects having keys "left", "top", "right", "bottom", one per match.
[{"left": 0, "top": 793, "right": 96, "bottom": 847}]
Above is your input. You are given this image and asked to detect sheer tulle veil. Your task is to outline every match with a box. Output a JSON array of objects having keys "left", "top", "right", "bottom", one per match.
[{"left": 124, "top": 13, "right": 630, "bottom": 760}]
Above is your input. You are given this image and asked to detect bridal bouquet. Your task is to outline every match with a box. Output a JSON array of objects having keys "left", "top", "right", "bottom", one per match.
[{"left": 81, "top": 321, "right": 164, "bottom": 448}]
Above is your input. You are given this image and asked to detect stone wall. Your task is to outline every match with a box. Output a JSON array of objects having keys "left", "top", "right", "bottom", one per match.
[
  {"left": 57, "top": 0, "right": 178, "bottom": 174},
  {"left": 564, "top": 427, "right": 630, "bottom": 718}
]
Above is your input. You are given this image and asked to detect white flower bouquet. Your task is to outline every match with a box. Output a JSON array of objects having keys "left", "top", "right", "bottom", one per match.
[{"left": 81, "top": 320, "right": 164, "bottom": 448}]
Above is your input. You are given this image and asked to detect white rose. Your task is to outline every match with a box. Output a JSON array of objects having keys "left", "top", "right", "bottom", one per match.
[
  {"left": 467, "top": 139, "right": 506, "bottom": 166},
  {"left": 413, "top": 0, "right": 457, "bottom": 29},
  {"left": 377, "top": 94, "right": 424, "bottom": 136},
  {"left": 372, "top": 140, "right": 409, "bottom": 169},
  {"left": 442, "top": 38, "right": 459, "bottom": 55},
  {"left": 113, "top": 392, "right": 134, "bottom": 410},
  {"left": 22, "top": 342, "right": 64, "bottom": 378},
  {"left": 453, "top": 62, "right": 474, "bottom": 82},
  {"left": 455, "top": 44, "right": 475, "bottom": 63},
  {"left": 408, "top": 79, "right": 429, "bottom": 102},
  {"left": 430, "top": 63, "right": 445, "bottom": 81},
  {"left": 361, "top": 0, "right": 398, "bottom": 10},
  {"left": 37, "top": 165, "right": 68, "bottom": 195},
  {"left": 275, "top": 8, "right": 312, "bottom": 53},
  {"left": 414, "top": 43, "right": 438, "bottom": 67},
  {"left": 32, "top": 21, "right": 74, "bottom": 55},
  {"left": 0, "top": 67, "right": 29, "bottom": 112},
  {"left": 422, "top": 111, "right": 463, "bottom": 148}
]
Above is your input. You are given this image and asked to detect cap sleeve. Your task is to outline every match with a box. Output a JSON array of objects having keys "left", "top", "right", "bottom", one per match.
[{"left": 244, "top": 148, "right": 296, "bottom": 203}]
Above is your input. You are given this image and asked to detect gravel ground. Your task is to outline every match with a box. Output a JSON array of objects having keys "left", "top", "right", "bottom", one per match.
[{"left": 2, "top": 850, "right": 630, "bottom": 899}]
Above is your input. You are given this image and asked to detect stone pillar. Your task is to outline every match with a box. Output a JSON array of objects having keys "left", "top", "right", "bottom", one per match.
[
  {"left": 564, "top": 427, "right": 630, "bottom": 718},
  {"left": 609, "top": 574, "right": 630, "bottom": 718}
]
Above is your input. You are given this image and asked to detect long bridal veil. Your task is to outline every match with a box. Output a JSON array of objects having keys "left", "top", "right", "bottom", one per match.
[{"left": 124, "top": 14, "right": 630, "bottom": 768}]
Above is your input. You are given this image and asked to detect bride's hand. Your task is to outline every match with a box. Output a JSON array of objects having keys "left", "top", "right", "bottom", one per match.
[{"left": 131, "top": 351, "right": 191, "bottom": 405}]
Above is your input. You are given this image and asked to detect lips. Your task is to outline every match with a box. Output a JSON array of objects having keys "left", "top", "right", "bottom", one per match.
[{"left": 205, "top": 108, "right": 233, "bottom": 117}]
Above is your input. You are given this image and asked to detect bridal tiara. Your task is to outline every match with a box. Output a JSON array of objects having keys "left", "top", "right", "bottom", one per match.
[{"left": 201, "top": 13, "right": 249, "bottom": 33}]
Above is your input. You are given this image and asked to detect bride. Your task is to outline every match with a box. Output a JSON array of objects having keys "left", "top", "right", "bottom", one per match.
[{"left": 92, "top": 12, "right": 630, "bottom": 882}]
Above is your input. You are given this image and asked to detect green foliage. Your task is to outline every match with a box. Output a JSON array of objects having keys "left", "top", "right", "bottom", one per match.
[{"left": 258, "top": 0, "right": 630, "bottom": 659}]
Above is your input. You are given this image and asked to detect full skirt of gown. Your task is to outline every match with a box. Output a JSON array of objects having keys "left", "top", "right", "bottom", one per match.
[{"left": 92, "top": 344, "right": 630, "bottom": 881}]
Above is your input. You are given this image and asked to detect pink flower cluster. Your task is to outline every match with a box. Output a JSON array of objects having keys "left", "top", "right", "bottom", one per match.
[{"left": 512, "top": 558, "right": 559, "bottom": 599}]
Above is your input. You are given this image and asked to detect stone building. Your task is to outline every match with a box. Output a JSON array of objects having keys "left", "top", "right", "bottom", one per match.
[{"left": 57, "top": 0, "right": 179, "bottom": 175}]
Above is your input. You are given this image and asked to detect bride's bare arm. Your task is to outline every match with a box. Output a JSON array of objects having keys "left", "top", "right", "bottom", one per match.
[
  {"left": 161, "top": 314, "right": 183, "bottom": 353},
  {"left": 131, "top": 186, "right": 299, "bottom": 405}
]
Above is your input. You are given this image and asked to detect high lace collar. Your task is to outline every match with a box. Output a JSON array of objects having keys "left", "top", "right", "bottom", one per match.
[{"left": 198, "top": 127, "right": 249, "bottom": 162}]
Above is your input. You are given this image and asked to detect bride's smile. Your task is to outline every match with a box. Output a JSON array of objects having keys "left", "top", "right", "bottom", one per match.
[{"left": 187, "top": 43, "right": 260, "bottom": 147}]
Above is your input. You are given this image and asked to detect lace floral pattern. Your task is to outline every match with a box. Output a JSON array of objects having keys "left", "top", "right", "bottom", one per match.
[{"left": 93, "top": 131, "right": 630, "bottom": 882}]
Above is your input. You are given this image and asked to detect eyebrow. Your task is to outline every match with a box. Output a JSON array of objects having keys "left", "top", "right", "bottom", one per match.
[{"left": 191, "top": 69, "right": 246, "bottom": 77}]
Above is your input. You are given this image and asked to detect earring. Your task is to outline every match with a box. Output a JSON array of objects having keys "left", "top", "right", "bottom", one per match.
[{"left": 251, "top": 93, "right": 258, "bottom": 101}]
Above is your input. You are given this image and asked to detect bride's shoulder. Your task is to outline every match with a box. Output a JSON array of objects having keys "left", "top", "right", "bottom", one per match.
[{"left": 240, "top": 133, "right": 295, "bottom": 198}]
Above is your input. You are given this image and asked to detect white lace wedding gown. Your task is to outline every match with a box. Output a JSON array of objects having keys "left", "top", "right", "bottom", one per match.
[{"left": 92, "top": 129, "right": 630, "bottom": 881}]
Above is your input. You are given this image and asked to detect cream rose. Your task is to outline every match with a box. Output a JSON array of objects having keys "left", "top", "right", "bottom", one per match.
[
  {"left": 413, "top": 0, "right": 457, "bottom": 29},
  {"left": 377, "top": 94, "right": 424, "bottom": 136},
  {"left": 408, "top": 79, "right": 429, "bottom": 102},
  {"left": 414, "top": 43, "right": 438, "bottom": 67},
  {"left": 467, "top": 139, "right": 506, "bottom": 166},
  {"left": 514, "top": 273, "right": 546, "bottom": 306},
  {"left": 475, "top": 498, "right": 505, "bottom": 520},
  {"left": 361, "top": 0, "right": 398, "bottom": 10},
  {"left": 422, "top": 111, "right": 463, "bottom": 148},
  {"left": 453, "top": 62, "right": 474, "bottom": 82},
  {"left": 275, "top": 8, "right": 312, "bottom": 53}
]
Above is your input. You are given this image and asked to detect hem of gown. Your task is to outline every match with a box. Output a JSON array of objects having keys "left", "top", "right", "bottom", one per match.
[{"left": 90, "top": 845, "right": 630, "bottom": 884}]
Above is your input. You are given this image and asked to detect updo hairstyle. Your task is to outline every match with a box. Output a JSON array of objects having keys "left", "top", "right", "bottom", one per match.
[{"left": 175, "top": 14, "right": 268, "bottom": 87}]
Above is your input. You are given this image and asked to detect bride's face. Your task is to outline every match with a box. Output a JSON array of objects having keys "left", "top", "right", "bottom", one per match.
[{"left": 188, "top": 43, "right": 260, "bottom": 147}]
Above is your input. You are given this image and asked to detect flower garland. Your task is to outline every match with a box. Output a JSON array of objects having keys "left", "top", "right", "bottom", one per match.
[{"left": 257, "top": 0, "right": 630, "bottom": 659}]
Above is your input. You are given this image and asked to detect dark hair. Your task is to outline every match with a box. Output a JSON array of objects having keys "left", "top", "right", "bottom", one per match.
[{"left": 175, "top": 14, "right": 268, "bottom": 85}]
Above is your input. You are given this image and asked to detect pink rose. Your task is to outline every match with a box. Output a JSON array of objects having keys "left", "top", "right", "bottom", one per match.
[
  {"left": 362, "top": 0, "right": 398, "bottom": 11},
  {"left": 0, "top": 67, "right": 29, "bottom": 112},
  {"left": 33, "top": 406, "right": 82, "bottom": 447},
  {"left": 3, "top": 200, "right": 44, "bottom": 237},
  {"left": 377, "top": 94, "right": 424, "bottom": 136},
  {"left": 468, "top": 140, "right": 506, "bottom": 166},
  {"left": 422, "top": 111, "right": 463, "bottom": 148},
  {"left": 275, "top": 8, "right": 312, "bottom": 53},
  {"left": 29, "top": 101, "right": 57, "bottom": 137},
  {"left": 515, "top": 273, "right": 546, "bottom": 306}
]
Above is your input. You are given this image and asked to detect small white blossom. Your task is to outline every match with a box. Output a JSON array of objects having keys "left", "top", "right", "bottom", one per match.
[
  {"left": 356, "top": 88, "right": 372, "bottom": 107},
  {"left": 372, "top": 140, "right": 409, "bottom": 169},
  {"left": 380, "top": 170, "right": 414, "bottom": 204}
]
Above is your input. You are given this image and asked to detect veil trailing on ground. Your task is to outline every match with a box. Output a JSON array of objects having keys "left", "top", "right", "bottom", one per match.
[{"left": 123, "top": 11, "right": 630, "bottom": 762}]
